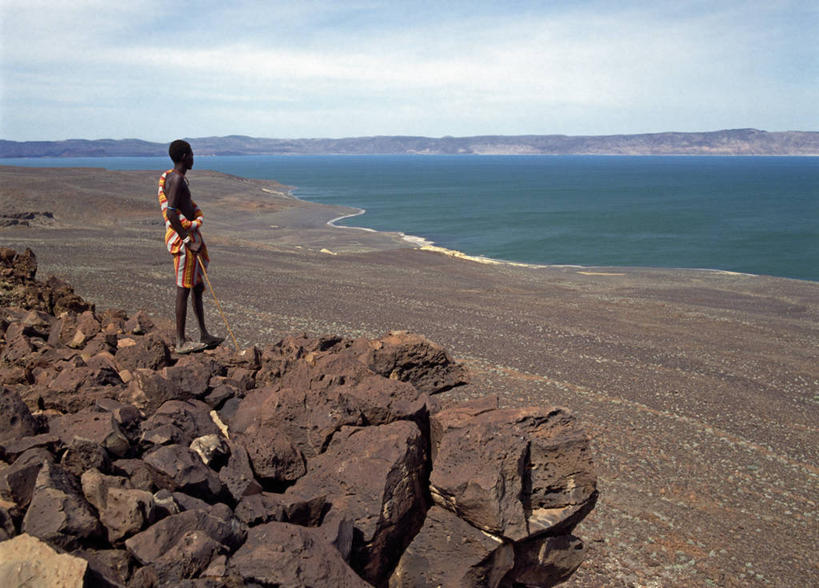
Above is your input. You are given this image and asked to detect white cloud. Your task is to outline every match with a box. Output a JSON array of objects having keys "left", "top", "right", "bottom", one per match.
[{"left": 1, "top": 0, "right": 817, "bottom": 139}]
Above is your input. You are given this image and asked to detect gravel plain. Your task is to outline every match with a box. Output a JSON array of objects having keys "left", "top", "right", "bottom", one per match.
[{"left": 2, "top": 166, "right": 817, "bottom": 586}]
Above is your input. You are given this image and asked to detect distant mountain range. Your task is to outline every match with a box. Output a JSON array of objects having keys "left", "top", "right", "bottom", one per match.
[{"left": 2, "top": 129, "right": 817, "bottom": 157}]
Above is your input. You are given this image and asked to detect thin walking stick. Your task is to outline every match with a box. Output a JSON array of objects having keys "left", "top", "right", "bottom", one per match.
[{"left": 196, "top": 255, "right": 239, "bottom": 351}]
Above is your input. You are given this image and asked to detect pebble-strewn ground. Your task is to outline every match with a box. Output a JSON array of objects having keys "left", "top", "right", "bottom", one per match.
[{"left": 2, "top": 166, "right": 817, "bottom": 586}]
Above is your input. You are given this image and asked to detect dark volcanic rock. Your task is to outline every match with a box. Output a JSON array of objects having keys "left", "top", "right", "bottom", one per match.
[
  {"left": 48, "top": 360, "right": 121, "bottom": 394},
  {"left": 0, "top": 498, "right": 18, "bottom": 540},
  {"left": 0, "top": 334, "right": 36, "bottom": 366},
  {"left": 430, "top": 406, "right": 597, "bottom": 541},
  {"left": 10, "top": 248, "right": 36, "bottom": 280},
  {"left": 99, "top": 487, "right": 158, "bottom": 543},
  {"left": 142, "top": 444, "right": 227, "bottom": 503},
  {"left": 218, "top": 441, "right": 263, "bottom": 502},
  {"left": 47, "top": 312, "right": 81, "bottom": 347},
  {"left": 231, "top": 352, "right": 428, "bottom": 459},
  {"left": 389, "top": 505, "right": 514, "bottom": 588},
  {"left": 0, "top": 249, "right": 599, "bottom": 586},
  {"left": 81, "top": 469, "right": 132, "bottom": 511},
  {"left": 0, "top": 447, "right": 53, "bottom": 508},
  {"left": 228, "top": 521, "right": 369, "bottom": 588},
  {"left": 140, "top": 399, "right": 219, "bottom": 448},
  {"left": 125, "top": 507, "right": 246, "bottom": 583},
  {"left": 66, "top": 310, "right": 101, "bottom": 348},
  {"left": 503, "top": 533, "right": 587, "bottom": 587},
  {"left": 0, "top": 387, "right": 38, "bottom": 442},
  {"left": 0, "top": 433, "right": 60, "bottom": 463},
  {"left": 22, "top": 461, "right": 103, "bottom": 548},
  {"left": 287, "top": 420, "right": 429, "bottom": 586},
  {"left": 81, "top": 469, "right": 155, "bottom": 542},
  {"left": 95, "top": 397, "right": 142, "bottom": 443},
  {"left": 125, "top": 310, "right": 154, "bottom": 335},
  {"left": 163, "top": 356, "right": 218, "bottom": 399},
  {"left": 236, "top": 423, "right": 306, "bottom": 485},
  {"left": 82, "top": 332, "right": 118, "bottom": 356},
  {"left": 352, "top": 330, "right": 469, "bottom": 394},
  {"left": 115, "top": 333, "right": 171, "bottom": 372},
  {"left": 122, "top": 368, "right": 184, "bottom": 414},
  {"left": 49, "top": 408, "right": 131, "bottom": 458},
  {"left": 0, "top": 365, "right": 32, "bottom": 386},
  {"left": 234, "top": 491, "right": 325, "bottom": 527},
  {"left": 74, "top": 548, "right": 134, "bottom": 587},
  {"left": 61, "top": 438, "right": 112, "bottom": 476},
  {"left": 111, "top": 458, "right": 156, "bottom": 492}
]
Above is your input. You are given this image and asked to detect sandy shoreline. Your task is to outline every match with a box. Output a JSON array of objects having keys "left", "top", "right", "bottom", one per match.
[{"left": 1, "top": 165, "right": 817, "bottom": 586}]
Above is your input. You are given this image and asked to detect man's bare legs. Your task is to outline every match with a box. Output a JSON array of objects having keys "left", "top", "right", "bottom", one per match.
[
  {"left": 176, "top": 283, "right": 220, "bottom": 350},
  {"left": 175, "top": 285, "right": 192, "bottom": 349},
  {"left": 192, "top": 283, "right": 219, "bottom": 343}
]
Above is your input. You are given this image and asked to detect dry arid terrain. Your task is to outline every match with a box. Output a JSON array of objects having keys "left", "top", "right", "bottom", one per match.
[{"left": 1, "top": 165, "right": 817, "bottom": 586}]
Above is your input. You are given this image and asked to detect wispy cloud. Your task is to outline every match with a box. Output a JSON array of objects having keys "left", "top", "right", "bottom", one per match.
[{"left": 1, "top": 0, "right": 816, "bottom": 140}]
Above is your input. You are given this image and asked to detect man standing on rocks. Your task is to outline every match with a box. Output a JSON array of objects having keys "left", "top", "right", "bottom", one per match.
[{"left": 158, "top": 139, "right": 223, "bottom": 354}]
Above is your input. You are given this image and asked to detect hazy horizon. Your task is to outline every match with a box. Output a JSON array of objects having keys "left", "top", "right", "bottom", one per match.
[{"left": 3, "top": 128, "right": 819, "bottom": 144}]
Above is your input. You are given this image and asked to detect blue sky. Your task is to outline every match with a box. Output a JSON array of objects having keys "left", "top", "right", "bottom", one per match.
[{"left": 1, "top": 0, "right": 816, "bottom": 141}]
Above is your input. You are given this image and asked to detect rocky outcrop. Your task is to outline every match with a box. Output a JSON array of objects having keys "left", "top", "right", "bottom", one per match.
[{"left": 0, "top": 248, "right": 598, "bottom": 586}]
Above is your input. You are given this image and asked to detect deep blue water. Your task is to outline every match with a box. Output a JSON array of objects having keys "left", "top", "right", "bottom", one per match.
[{"left": 3, "top": 155, "right": 818, "bottom": 281}]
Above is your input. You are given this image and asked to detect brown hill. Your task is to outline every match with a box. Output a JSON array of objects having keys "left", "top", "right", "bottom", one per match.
[{"left": 2, "top": 128, "right": 818, "bottom": 157}]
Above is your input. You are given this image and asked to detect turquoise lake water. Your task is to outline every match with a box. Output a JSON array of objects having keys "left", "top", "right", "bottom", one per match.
[{"left": 4, "top": 155, "right": 817, "bottom": 281}]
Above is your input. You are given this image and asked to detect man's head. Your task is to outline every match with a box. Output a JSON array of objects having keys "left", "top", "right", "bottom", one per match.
[{"left": 169, "top": 140, "right": 193, "bottom": 168}]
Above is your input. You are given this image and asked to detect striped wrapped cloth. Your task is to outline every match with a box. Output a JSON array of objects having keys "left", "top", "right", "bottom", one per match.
[{"left": 158, "top": 169, "right": 209, "bottom": 287}]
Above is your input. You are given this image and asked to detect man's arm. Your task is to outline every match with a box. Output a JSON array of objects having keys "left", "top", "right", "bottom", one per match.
[{"left": 165, "top": 174, "right": 201, "bottom": 253}]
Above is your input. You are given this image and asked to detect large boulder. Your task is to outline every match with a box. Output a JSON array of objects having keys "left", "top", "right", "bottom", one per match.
[
  {"left": 217, "top": 440, "right": 263, "bottom": 502},
  {"left": 47, "top": 360, "right": 121, "bottom": 394},
  {"left": 234, "top": 423, "right": 305, "bottom": 485},
  {"left": 162, "top": 355, "right": 221, "bottom": 399},
  {"left": 230, "top": 352, "right": 428, "bottom": 460},
  {"left": 389, "top": 505, "right": 514, "bottom": 588},
  {"left": 0, "top": 433, "right": 60, "bottom": 463},
  {"left": 22, "top": 461, "right": 103, "bottom": 549},
  {"left": 502, "top": 533, "right": 588, "bottom": 587},
  {"left": 66, "top": 310, "right": 101, "bottom": 349},
  {"left": 125, "top": 506, "right": 246, "bottom": 584},
  {"left": 115, "top": 332, "right": 171, "bottom": 372},
  {"left": 142, "top": 444, "right": 227, "bottom": 503},
  {"left": 0, "top": 333, "right": 36, "bottom": 366},
  {"left": 0, "top": 447, "right": 54, "bottom": 508},
  {"left": 228, "top": 521, "right": 369, "bottom": 587},
  {"left": 351, "top": 330, "right": 469, "bottom": 394},
  {"left": 429, "top": 406, "right": 597, "bottom": 541},
  {"left": 73, "top": 548, "right": 134, "bottom": 587},
  {"left": 255, "top": 334, "right": 346, "bottom": 385},
  {"left": 287, "top": 420, "right": 429, "bottom": 586},
  {"left": 49, "top": 408, "right": 131, "bottom": 458},
  {"left": 0, "top": 533, "right": 89, "bottom": 587},
  {"left": 81, "top": 469, "right": 156, "bottom": 543},
  {"left": 121, "top": 368, "right": 184, "bottom": 413},
  {"left": 60, "top": 438, "right": 112, "bottom": 477},
  {"left": 0, "top": 386, "right": 38, "bottom": 442},
  {"left": 140, "top": 399, "right": 220, "bottom": 448},
  {"left": 234, "top": 491, "right": 325, "bottom": 527}
]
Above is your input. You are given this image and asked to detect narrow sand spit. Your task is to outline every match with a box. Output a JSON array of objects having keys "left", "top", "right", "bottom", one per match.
[{"left": 2, "top": 166, "right": 817, "bottom": 586}]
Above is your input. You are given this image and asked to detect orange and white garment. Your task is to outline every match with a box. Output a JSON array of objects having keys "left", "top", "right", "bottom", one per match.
[{"left": 157, "top": 169, "right": 209, "bottom": 288}]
